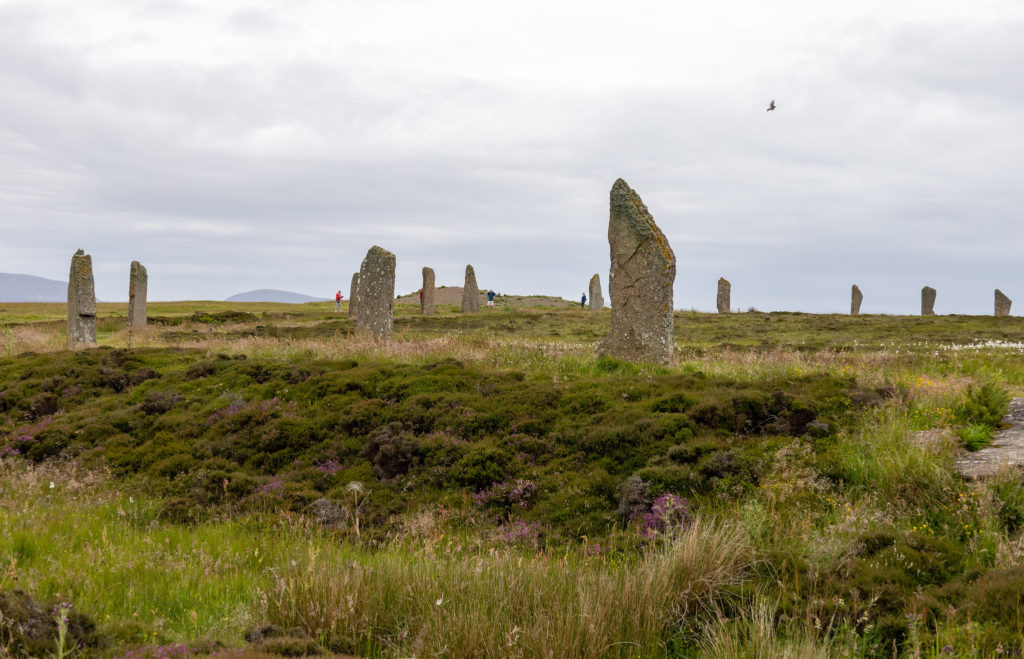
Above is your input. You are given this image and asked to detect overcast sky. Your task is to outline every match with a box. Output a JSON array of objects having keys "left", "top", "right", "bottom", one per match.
[{"left": 1, "top": 0, "right": 1022, "bottom": 313}]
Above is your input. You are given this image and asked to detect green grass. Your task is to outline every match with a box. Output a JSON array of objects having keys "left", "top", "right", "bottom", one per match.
[{"left": 3, "top": 301, "right": 1024, "bottom": 656}]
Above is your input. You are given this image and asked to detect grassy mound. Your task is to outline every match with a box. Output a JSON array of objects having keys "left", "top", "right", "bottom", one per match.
[{"left": 1, "top": 347, "right": 876, "bottom": 540}]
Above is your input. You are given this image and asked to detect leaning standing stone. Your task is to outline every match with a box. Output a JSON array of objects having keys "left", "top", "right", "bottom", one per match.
[
  {"left": 598, "top": 178, "right": 676, "bottom": 365},
  {"left": 995, "top": 289, "right": 1012, "bottom": 317},
  {"left": 851, "top": 285, "right": 863, "bottom": 315},
  {"left": 461, "top": 265, "right": 480, "bottom": 312},
  {"left": 354, "top": 246, "right": 396, "bottom": 340},
  {"left": 67, "top": 249, "right": 97, "bottom": 347},
  {"left": 348, "top": 272, "right": 360, "bottom": 320},
  {"left": 716, "top": 278, "right": 731, "bottom": 314},
  {"left": 589, "top": 274, "right": 603, "bottom": 311},
  {"left": 921, "top": 286, "right": 936, "bottom": 316},
  {"left": 128, "top": 261, "right": 148, "bottom": 328},
  {"left": 422, "top": 267, "right": 435, "bottom": 315}
]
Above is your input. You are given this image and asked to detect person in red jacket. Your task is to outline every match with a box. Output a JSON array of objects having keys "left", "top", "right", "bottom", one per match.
[{"left": 335, "top": 290, "right": 343, "bottom": 312}]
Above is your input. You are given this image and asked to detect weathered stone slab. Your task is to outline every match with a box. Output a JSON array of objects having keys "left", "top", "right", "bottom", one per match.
[
  {"left": 354, "top": 246, "right": 395, "bottom": 340},
  {"left": 956, "top": 398, "right": 1024, "bottom": 479},
  {"left": 128, "top": 261, "right": 148, "bottom": 328},
  {"left": 588, "top": 274, "right": 603, "bottom": 311},
  {"left": 348, "top": 272, "right": 360, "bottom": 319},
  {"left": 851, "top": 285, "right": 863, "bottom": 315},
  {"left": 716, "top": 278, "right": 731, "bottom": 314},
  {"left": 921, "top": 286, "right": 936, "bottom": 316},
  {"left": 598, "top": 178, "right": 676, "bottom": 365},
  {"left": 421, "top": 267, "right": 435, "bottom": 315},
  {"left": 67, "top": 249, "right": 97, "bottom": 347},
  {"left": 461, "top": 265, "right": 480, "bottom": 313},
  {"left": 995, "top": 289, "right": 1012, "bottom": 317}
]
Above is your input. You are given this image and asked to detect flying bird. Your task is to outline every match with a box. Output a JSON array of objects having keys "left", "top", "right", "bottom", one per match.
[{"left": 766, "top": 99, "right": 776, "bottom": 111}]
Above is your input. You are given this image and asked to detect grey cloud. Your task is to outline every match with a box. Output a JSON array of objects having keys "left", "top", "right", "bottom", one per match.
[{"left": 1, "top": 6, "right": 1022, "bottom": 314}]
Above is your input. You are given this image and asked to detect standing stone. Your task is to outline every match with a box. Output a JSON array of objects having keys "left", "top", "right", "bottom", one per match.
[
  {"left": 851, "top": 285, "right": 863, "bottom": 315},
  {"left": 421, "top": 267, "right": 435, "bottom": 315},
  {"left": 598, "top": 179, "right": 676, "bottom": 365},
  {"left": 354, "top": 246, "right": 395, "bottom": 340},
  {"left": 588, "top": 274, "right": 603, "bottom": 311},
  {"left": 921, "top": 286, "right": 936, "bottom": 316},
  {"left": 461, "top": 265, "right": 480, "bottom": 313},
  {"left": 127, "top": 261, "right": 148, "bottom": 328},
  {"left": 716, "top": 278, "right": 731, "bottom": 314},
  {"left": 67, "top": 249, "right": 97, "bottom": 347},
  {"left": 995, "top": 289, "right": 1012, "bottom": 317},
  {"left": 348, "top": 272, "right": 360, "bottom": 320}
]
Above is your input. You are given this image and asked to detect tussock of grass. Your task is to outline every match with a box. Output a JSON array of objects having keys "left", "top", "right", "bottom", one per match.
[
  {"left": 824, "top": 402, "right": 956, "bottom": 503},
  {"left": 700, "top": 597, "right": 834, "bottom": 659},
  {"left": 259, "top": 516, "right": 749, "bottom": 657}
]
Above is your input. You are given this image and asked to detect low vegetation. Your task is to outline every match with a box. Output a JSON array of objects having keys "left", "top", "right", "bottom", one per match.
[{"left": 2, "top": 301, "right": 1023, "bottom": 657}]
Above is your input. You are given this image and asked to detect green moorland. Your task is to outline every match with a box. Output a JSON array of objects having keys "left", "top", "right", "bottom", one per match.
[{"left": 2, "top": 300, "right": 1024, "bottom": 657}]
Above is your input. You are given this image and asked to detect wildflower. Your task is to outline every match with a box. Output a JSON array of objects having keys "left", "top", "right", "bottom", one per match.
[
  {"left": 496, "top": 520, "right": 542, "bottom": 545},
  {"left": 641, "top": 493, "right": 690, "bottom": 538},
  {"left": 315, "top": 459, "right": 345, "bottom": 475},
  {"left": 474, "top": 480, "right": 538, "bottom": 510}
]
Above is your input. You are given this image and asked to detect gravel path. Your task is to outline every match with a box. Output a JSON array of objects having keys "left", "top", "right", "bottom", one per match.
[{"left": 955, "top": 398, "right": 1024, "bottom": 479}]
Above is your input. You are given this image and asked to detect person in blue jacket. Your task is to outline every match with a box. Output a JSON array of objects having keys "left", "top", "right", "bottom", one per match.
[
  {"left": 487, "top": 290, "right": 495, "bottom": 309},
  {"left": 581, "top": 292, "right": 587, "bottom": 308}
]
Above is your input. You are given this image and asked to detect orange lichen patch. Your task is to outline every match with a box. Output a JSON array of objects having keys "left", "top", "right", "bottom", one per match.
[{"left": 652, "top": 224, "right": 675, "bottom": 268}]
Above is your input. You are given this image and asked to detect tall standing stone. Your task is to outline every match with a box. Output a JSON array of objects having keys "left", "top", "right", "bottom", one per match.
[
  {"left": 995, "top": 289, "right": 1012, "bottom": 317},
  {"left": 588, "top": 274, "right": 603, "bottom": 311},
  {"left": 348, "top": 272, "right": 360, "bottom": 320},
  {"left": 421, "top": 267, "right": 436, "bottom": 315},
  {"left": 461, "top": 265, "right": 480, "bottom": 313},
  {"left": 67, "top": 249, "right": 97, "bottom": 347},
  {"left": 921, "top": 286, "right": 936, "bottom": 316},
  {"left": 716, "top": 278, "right": 731, "bottom": 314},
  {"left": 127, "top": 261, "right": 148, "bottom": 328},
  {"left": 851, "top": 285, "right": 863, "bottom": 315},
  {"left": 598, "top": 178, "right": 676, "bottom": 365},
  {"left": 354, "top": 246, "right": 395, "bottom": 341}
]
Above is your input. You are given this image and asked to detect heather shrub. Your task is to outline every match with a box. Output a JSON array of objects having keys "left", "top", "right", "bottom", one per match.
[
  {"left": 139, "top": 390, "right": 184, "bottom": 415},
  {"left": 474, "top": 479, "right": 538, "bottom": 513},
  {"left": 965, "top": 565, "right": 1024, "bottom": 629},
  {"left": 450, "top": 443, "right": 510, "bottom": 488},
  {"left": 359, "top": 422, "right": 422, "bottom": 480},
  {"left": 615, "top": 475, "right": 651, "bottom": 522}
]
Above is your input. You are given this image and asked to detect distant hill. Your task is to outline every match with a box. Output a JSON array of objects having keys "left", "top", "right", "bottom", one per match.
[
  {"left": 225, "top": 289, "right": 328, "bottom": 304},
  {"left": 0, "top": 273, "right": 67, "bottom": 302}
]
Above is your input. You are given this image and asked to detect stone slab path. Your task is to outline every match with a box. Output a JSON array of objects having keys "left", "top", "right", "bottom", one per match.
[{"left": 956, "top": 398, "right": 1024, "bottom": 479}]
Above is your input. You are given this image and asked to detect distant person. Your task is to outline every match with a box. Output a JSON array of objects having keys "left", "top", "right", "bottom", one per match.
[
  {"left": 335, "top": 290, "right": 343, "bottom": 312},
  {"left": 487, "top": 290, "right": 495, "bottom": 309},
  {"left": 581, "top": 292, "right": 587, "bottom": 308}
]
